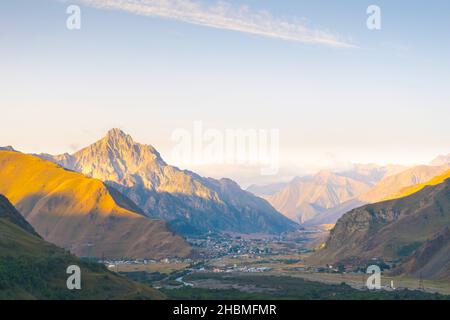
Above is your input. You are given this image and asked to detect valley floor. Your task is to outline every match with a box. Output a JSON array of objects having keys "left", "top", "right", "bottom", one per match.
[{"left": 112, "top": 230, "right": 450, "bottom": 299}]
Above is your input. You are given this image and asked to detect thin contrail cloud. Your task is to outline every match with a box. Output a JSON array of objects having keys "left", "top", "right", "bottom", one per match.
[{"left": 72, "top": 0, "right": 354, "bottom": 48}]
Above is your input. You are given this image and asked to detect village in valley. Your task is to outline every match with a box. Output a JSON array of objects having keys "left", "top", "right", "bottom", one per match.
[{"left": 97, "top": 228, "right": 449, "bottom": 298}]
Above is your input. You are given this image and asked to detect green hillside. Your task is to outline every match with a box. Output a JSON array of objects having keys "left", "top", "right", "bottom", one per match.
[{"left": 0, "top": 194, "right": 164, "bottom": 300}]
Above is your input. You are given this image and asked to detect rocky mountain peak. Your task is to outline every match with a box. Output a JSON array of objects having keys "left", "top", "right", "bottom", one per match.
[
  {"left": 88, "top": 128, "right": 165, "bottom": 166},
  {"left": 105, "top": 127, "right": 129, "bottom": 139},
  {"left": 103, "top": 128, "right": 135, "bottom": 147}
]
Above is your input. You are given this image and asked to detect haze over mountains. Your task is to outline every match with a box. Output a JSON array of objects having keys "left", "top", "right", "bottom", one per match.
[
  {"left": 247, "top": 182, "right": 290, "bottom": 197},
  {"left": 0, "top": 150, "right": 191, "bottom": 259},
  {"left": 249, "top": 164, "right": 406, "bottom": 225},
  {"left": 359, "top": 164, "right": 450, "bottom": 203},
  {"left": 249, "top": 161, "right": 450, "bottom": 226},
  {"left": 309, "top": 170, "right": 450, "bottom": 280},
  {"left": 39, "top": 129, "right": 297, "bottom": 235},
  {"left": 430, "top": 153, "right": 450, "bottom": 166},
  {"left": 263, "top": 171, "right": 372, "bottom": 224}
]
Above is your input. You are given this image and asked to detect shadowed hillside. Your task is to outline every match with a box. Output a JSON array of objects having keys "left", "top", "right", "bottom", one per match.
[
  {"left": 309, "top": 173, "right": 450, "bottom": 279},
  {"left": 393, "top": 227, "right": 450, "bottom": 280},
  {"left": 0, "top": 151, "right": 191, "bottom": 259},
  {"left": 0, "top": 194, "right": 164, "bottom": 300}
]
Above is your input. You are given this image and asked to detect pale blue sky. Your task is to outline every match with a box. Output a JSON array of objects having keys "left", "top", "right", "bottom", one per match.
[{"left": 1, "top": 0, "right": 449, "bottom": 185}]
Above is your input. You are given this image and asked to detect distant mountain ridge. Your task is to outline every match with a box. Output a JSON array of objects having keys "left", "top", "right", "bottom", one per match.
[
  {"left": 40, "top": 129, "right": 297, "bottom": 235},
  {"left": 248, "top": 163, "right": 408, "bottom": 225},
  {"left": 264, "top": 170, "right": 372, "bottom": 224},
  {"left": 385, "top": 168, "right": 450, "bottom": 201},
  {"left": 0, "top": 150, "right": 191, "bottom": 259},
  {"left": 338, "top": 163, "right": 408, "bottom": 186},
  {"left": 430, "top": 153, "right": 450, "bottom": 166},
  {"left": 309, "top": 171, "right": 450, "bottom": 279},
  {"left": 252, "top": 162, "right": 450, "bottom": 226},
  {"left": 246, "top": 182, "right": 290, "bottom": 197},
  {"left": 359, "top": 164, "right": 450, "bottom": 203}
]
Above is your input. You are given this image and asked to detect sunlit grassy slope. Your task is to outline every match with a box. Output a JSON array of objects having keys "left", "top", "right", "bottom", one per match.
[
  {"left": 0, "top": 195, "right": 164, "bottom": 300},
  {"left": 0, "top": 151, "right": 191, "bottom": 259},
  {"left": 386, "top": 169, "right": 450, "bottom": 200}
]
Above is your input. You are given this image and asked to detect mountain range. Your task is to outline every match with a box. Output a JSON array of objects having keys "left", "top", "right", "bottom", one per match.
[
  {"left": 309, "top": 170, "right": 450, "bottom": 280},
  {"left": 246, "top": 182, "right": 290, "bottom": 197},
  {"left": 0, "top": 194, "right": 163, "bottom": 299},
  {"left": 0, "top": 150, "right": 191, "bottom": 259},
  {"left": 359, "top": 164, "right": 450, "bottom": 203},
  {"left": 249, "top": 162, "right": 450, "bottom": 226},
  {"left": 39, "top": 129, "right": 297, "bottom": 235},
  {"left": 430, "top": 153, "right": 450, "bottom": 166},
  {"left": 1, "top": 128, "right": 448, "bottom": 275},
  {"left": 262, "top": 170, "right": 372, "bottom": 224}
]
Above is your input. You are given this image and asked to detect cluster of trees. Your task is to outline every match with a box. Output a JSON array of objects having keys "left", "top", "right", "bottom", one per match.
[{"left": 0, "top": 255, "right": 74, "bottom": 299}]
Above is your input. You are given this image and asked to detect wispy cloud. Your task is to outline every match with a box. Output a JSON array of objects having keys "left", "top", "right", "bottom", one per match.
[{"left": 73, "top": 0, "right": 353, "bottom": 48}]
